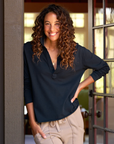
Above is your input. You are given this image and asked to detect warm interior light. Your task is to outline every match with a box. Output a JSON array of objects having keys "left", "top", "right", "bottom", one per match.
[
  {"left": 70, "top": 13, "right": 84, "bottom": 27},
  {"left": 24, "top": 19, "right": 34, "bottom": 27},
  {"left": 24, "top": 13, "right": 39, "bottom": 27},
  {"left": 96, "top": 13, "right": 103, "bottom": 25},
  {"left": 24, "top": 106, "right": 27, "bottom": 115},
  {"left": 74, "top": 33, "right": 84, "bottom": 46}
]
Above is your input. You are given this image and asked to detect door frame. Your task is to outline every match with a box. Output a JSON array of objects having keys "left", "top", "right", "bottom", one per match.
[
  {"left": 0, "top": 0, "right": 4, "bottom": 143},
  {"left": 0, "top": 0, "right": 24, "bottom": 144},
  {"left": 88, "top": 0, "right": 114, "bottom": 143},
  {"left": 88, "top": 0, "right": 94, "bottom": 143}
]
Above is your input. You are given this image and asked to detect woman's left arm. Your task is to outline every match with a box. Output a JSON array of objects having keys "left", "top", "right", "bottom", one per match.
[
  {"left": 71, "top": 76, "right": 94, "bottom": 103},
  {"left": 71, "top": 46, "right": 110, "bottom": 103}
]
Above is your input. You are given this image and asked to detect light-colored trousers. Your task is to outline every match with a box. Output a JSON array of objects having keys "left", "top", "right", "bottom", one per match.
[{"left": 34, "top": 106, "right": 84, "bottom": 144}]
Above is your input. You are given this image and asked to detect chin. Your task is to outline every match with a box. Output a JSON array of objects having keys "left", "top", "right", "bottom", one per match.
[{"left": 47, "top": 36, "right": 59, "bottom": 42}]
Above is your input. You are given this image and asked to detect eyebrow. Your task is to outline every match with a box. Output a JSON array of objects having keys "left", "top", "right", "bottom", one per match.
[{"left": 44, "top": 21, "right": 60, "bottom": 23}]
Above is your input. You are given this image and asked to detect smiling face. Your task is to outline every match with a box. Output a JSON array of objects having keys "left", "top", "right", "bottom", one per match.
[{"left": 44, "top": 12, "right": 60, "bottom": 43}]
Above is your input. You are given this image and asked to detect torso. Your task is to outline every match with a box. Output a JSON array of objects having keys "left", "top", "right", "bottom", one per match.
[{"left": 46, "top": 48, "right": 59, "bottom": 70}]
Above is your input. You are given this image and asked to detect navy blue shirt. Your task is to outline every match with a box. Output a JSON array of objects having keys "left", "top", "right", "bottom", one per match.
[{"left": 24, "top": 39, "right": 110, "bottom": 123}]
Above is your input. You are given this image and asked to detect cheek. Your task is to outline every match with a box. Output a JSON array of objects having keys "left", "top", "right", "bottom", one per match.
[
  {"left": 55, "top": 25, "right": 59, "bottom": 29},
  {"left": 56, "top": 26, "right": 60, "bottom": 32},
  {"left": 44, "top": 26, "right": 49, "bottom": 32}
]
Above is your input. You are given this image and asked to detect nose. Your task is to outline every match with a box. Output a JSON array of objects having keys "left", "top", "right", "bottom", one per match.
[{"left": 50, "top": 24, "right": 55, "bottom": 31}]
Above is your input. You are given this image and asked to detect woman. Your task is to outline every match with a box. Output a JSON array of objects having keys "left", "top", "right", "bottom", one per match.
[{"left": 24, "top": 4, "right": 110, "bottom": 144}]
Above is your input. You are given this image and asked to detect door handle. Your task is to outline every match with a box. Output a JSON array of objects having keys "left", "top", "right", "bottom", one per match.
[
  {"left": 82, "top": 110, "right": 102, "bottom": 118},
  {"left": 96, "top": 110, "right": 102, "bottom": 118},
  {"left": 89, "top": 90, "right": 93, "bottom": 97},
  {"left": 83, "top": 111, "right": 92, "bottom": 118}
]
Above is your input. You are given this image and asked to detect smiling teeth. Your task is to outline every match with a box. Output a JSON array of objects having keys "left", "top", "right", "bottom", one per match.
[{"left": 50, "top": 33, "right": 56, "bottom": 36}]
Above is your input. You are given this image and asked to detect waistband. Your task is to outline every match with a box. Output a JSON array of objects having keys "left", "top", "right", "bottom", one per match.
[{"left": 49, "top": 118, "right": 67, "bottom": 132}]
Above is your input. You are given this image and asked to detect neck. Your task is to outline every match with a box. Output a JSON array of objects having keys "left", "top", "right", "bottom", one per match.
[{"left": 44, "top": 39, "right": 58, "bottom": 51}]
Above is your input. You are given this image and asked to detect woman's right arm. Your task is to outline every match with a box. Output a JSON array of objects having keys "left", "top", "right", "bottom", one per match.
[
  {"left": 26, "top": 103, "right": 46, "bottom": 138},
  {"left": 24, "top": 44, "right": 46, "bottom": 139}
]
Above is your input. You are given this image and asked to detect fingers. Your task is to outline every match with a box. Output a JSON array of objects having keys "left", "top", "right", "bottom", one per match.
[
  {"left": 38, "top": 125, "right": 46, "bottom": 138},
  {"left": 71, "top": 94, "right": 78, "bottom": 103},
  {"left": 39, "top": 130, "right": 47, "bottom": 139},
  {"left": 71, "top": 96, "right": 76, "bottom": 103},
  {"left": 71, "top": 88, "right": 80, "bottom": 103},
  {"left": 32, "top": 124, "right": 47, "bottom": 139}
]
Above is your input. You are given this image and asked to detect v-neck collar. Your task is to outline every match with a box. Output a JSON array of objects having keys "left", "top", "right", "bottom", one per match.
[{"left": 40, "top": 37, "right": 61, "bottom": 73}]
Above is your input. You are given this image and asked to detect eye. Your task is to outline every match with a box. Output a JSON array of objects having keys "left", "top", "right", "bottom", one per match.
[
  {"left": 55, "top": 23, "right": 60, "bottom": 26},
  {"left": 45, "top": 22, "right": 50, "bottom": 25}
]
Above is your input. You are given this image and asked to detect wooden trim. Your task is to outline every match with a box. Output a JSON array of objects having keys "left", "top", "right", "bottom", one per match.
[
  {"left": 0, "top": 0, "right": 4, "bottom": 143},
  {"left": 24, "top": 2, "right": 88, "bottom": 13},
  {"left": 4, "top": 0, "right": 24, "bottom": 143}
]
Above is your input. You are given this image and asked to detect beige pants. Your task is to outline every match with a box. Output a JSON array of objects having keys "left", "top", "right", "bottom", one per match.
[{"left": 34, "top": 106, "right": 84, "bottom": 144}]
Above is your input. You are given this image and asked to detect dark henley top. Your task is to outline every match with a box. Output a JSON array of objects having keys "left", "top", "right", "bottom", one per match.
[{"left": 24, "top": 38, "right": 110, "bottom": 123}]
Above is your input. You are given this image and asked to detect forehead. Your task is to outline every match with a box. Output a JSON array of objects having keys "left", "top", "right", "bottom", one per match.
[{"left": 44, "top": 12, "right": 58, "bottom": 21}]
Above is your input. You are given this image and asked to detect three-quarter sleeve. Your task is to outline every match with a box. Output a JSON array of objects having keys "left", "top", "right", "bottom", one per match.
[
  {"left": 24, "top": 46, "right": 33, "bottom": 104},
  {"left": 82, "top": 47, "right": 110, "bottom": 81}
]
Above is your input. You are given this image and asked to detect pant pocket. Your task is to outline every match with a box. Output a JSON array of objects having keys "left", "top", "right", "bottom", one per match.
[
  {"left": 34, "top": 133, "right": 42, "bottom": 144},
  {"left": 40, "top": 122, "right": 49, "bottom": 132},
  {"left": 34, "top": 122, "right": 50, "bottom": 144}
]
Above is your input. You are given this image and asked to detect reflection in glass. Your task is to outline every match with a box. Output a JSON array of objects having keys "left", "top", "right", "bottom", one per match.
[
  {"left": 96, "top": 129, "right": 104, "bottom": 144},
  {"left": 106, "top": 0, "right": 114, "bottom": 24},
  {"left": 94, "top": 29, "right": 103, "bottom": 59},
  {"left": 94, "top": 0, "right": 103, "bottom": 26},
  {"left": 108, "top": 133, "right": 114, "bottom": 144},
  {"left": 94, "top": 96, "right": 104, "bottom": 127},
  {"left": 106, "top": 62, "right": 114, "bottom": 94},
  {"left": 105, "top": 27, "right": 114, "bottom": 59},
  {"left": 107, "top": 97, "right": 114, "bottom": 130}
]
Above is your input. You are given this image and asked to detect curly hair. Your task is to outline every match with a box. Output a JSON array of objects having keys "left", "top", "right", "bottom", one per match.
[{"left": 31, "top": 4, "right": 77, "bottom": 69}]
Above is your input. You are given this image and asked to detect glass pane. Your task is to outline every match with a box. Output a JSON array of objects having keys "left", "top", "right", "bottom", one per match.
[
  {"left": 94, "top": 77, "right": 104, "bottom": 93},
  {"left": 70, "top": 13, "right": 84, "bottom": 28},
  {"left": 96, "top": 129, "right": 104, "bottom": 144},
  {"left": 105, "top": 0, "right": 114, "bottom": 24},
  {"left": 94, "top": 96, "right": 104, "bottom": 127},
  {"left": 94, "top": 29, "right": 103, "bottom": 59},
  {"left": 107, "top": 97, "right": 114, "bottom": 130},
  {"left": 94, "top": 0, "right": 103, "bottom": 26},
  {"left": 105, "top": 27, "right": 114, "bottom": 59},
  {"left": 108, "top": 133, "right": 114, "bottom": 144},
  {"left": 106, "top": 62, "right": 114, "bottom": 94}
]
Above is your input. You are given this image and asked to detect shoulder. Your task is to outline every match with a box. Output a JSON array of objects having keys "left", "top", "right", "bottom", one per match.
[
  {"left": 24, "top": 41, "right": 32, "bottom": 49},
  {"left": 24, "top": 41, "right": 33, "bottom": 53},
  {"left": 76, "top": 43, "right": 88, "bottom": 51},
  {"left": 75, "top": 43, "right": 89, "bottom": 55}
]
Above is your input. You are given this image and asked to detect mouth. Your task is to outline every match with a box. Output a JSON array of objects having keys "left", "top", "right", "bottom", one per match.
[{"left": 49, "top": 32, "right": 58, "bottom": 36}]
